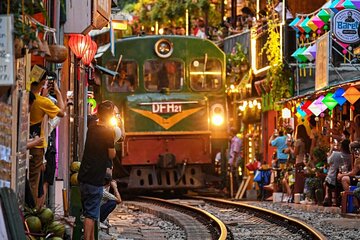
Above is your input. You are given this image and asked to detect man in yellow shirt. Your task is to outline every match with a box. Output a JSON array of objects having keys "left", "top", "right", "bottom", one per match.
[{"left": 29, "top": 68, "right": 65, "bottom": 209}]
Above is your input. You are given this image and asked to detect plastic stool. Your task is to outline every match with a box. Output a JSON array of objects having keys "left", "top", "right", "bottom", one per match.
[{"left": 347, "top": 186, "right": 357, "bottom": 213}]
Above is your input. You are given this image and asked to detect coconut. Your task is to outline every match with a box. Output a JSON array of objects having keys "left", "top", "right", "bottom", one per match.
[
  {"left": 70, "top": 173, "right": 79, "bottom": 186},
  {"left": 70, "top": 161, "right": 81, "bottom": 172},
  {"left": 38, "top": 208, "right": 54, "bottom": 226},
  {"left": 26, "top": 216, "right": 42, "bottom": 233},
  {"left": 47, "top": 221, "right": 65, "bottom": 238}
]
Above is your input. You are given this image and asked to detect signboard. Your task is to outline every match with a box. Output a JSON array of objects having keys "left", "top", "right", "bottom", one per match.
[
  {"left": 333, "top": 9, "right": 360, "bottom": 44},
  {"left": 152, "top": 103, "right": 182, "bottom": 114},
  {"left": 315, "top": 32, "right": 329, "bottom": 91},
  {"left": 0, "top": 15, "right": 14, "bottom": 86}
]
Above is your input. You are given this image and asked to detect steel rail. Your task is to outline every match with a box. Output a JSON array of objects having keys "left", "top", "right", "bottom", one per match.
[
  {"left": 192, "top": 196, "right": 327, "bottom": 240},
  {"left": 138, "top": 196, "right": 227, "bottom": 240}
]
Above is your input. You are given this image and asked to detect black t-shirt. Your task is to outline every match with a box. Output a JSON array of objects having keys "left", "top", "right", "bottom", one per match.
[{"left": 78, "top": 124, "right": 114, "bottom": 186}]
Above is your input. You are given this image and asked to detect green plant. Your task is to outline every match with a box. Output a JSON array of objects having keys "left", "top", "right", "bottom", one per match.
[
  {"left": 227, "top": 42, "right": 248, "bottom": 68},
  {"left": 261, "top": 5, "right": 293, "bottom": 104},
  {"left": 0, "top": 0, "right": 47, "bottom": 45}
]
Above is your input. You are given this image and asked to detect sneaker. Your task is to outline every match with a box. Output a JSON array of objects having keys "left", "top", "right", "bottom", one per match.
[
  {"left": 282, "top": 196, "right": 289, "bottom": 202},
  {"left": 300, "top": 198, "right": 313, "bottom": 205},
  {"left": 99, "top": 222, "right": 108, "bottom": 229},
  {"left": 103, "top": 219, "right": 112, "bottom": 227}
]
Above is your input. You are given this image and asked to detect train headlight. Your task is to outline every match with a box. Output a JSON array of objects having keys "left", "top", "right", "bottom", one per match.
[
  {"left": 154, "top": 39, "right": 173, "bottom": 58},
  {"left": 211, "top": 104, "right": 225, "bottom": 126}
]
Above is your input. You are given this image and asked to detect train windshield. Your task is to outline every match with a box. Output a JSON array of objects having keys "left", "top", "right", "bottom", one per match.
[
  {"left": 144, "top": 60, "right": 184, "bottom": 91},
  {"left": 190, "top": 58, "right": 222, "bottom": 91},
  {"left": 105, "top": 60, "right": 138, "bottom": 93}
]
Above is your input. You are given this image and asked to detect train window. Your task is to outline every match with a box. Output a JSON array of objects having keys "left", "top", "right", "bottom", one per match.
[
  {"left": 144, "top": 60, "right": 184, "bottom": 91},
  {"left": 104, "top": 60, "right": 138, "bottom": 93},
  {"left": 190, "top": 58, "right": 222, "bottom": 91}
]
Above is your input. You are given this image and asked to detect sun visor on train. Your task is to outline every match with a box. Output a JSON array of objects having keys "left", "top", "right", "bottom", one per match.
[
  {"left": 94, "top": 64, "right": 119, "bottom": 77},
  {"left": 94, "top": 43, "right": 110, "bottom": 59}
]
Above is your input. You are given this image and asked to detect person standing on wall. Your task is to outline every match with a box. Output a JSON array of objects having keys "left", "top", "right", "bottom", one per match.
[{"left": 78, "top": 100, "right": 117, "bottom": 240}]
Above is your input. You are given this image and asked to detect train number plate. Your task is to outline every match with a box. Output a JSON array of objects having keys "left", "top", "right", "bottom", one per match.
[{"left": 152, "top": 103, "right": 182, "bottom": 113}]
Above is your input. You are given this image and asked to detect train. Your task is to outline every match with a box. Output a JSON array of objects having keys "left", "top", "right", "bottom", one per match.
[{"left": 93, "top": 35, "right": 229, "bottom": 191}]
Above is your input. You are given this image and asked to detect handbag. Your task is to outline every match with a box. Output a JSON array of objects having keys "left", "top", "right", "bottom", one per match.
[{"left": 45, "top": 31, "right": 68, "bottom": 63}]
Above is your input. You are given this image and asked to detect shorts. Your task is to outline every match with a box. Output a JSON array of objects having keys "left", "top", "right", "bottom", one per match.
[
  {"left": 44, "top": 148, "right": 56, "bottom": 185},
  {"left": 350, "top": 176, "right": 360, "bottom": 186},
  {"left": 79, "top": 182, "right": 103, "bottom": 221}
]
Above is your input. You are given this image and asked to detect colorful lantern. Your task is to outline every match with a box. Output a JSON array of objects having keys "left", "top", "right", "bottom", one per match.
[
  {"left": 332, "top": 88, "right": 347, "bottom": 105},
  {"left": 307, "top": 101, "right": 322, "bottom": 116},
  {"left": 296, "top": 106, "right": 307, "bottom": 118},
  {"left": 352, "top": 0, "right": 360, "bottom": 9},
  {"left": 81, "top": 40, "right": 98, "bottom": 66},
  {"left": 322, "top": 93, "right": 338, "bottom": 110},
  {"left": 317, "top": 9, "right": 331, "bottom": 23},
  {"left": 308, "top": 44, "right": 317, "bottom": 60},
  {"left": 311, "top": 15, "right": 325, "bottom": 29},
  {"left": 343, "top": 87, "right": 360, "bottom": 104},
  {"left": 302, "top": 46, "right": 315, "bottom": 61},
  {"left": 300, "top": 17, "right": 312, "bottom": 33},
  {"left": 289, "top": 17, "right": 300, "bottom": 32},
  {"left": 297, "top": 47, "right": 309, "bottom": 62},
  {"left": 68, "top": 34, "right": 92, "bottom": 59},
  {"left": 296, "top": 17, "right": 305, "bottom": 33},
  {"left": 300, "top": 100, "right": 313, "bottom": 115},
  {"left": 307, "top": 16, "right": 319, "bottom": 32},
  {"left": 336, "top": 0, "right": 346, "bottom": 10},
  {"left": 343, "top": 0, "right": 356, "bottom": 9},
  {"left": 330, "top": 0, "right": 341, "bottom": 13}
]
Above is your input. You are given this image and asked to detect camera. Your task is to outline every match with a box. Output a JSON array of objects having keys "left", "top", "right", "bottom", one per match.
[{"left": 47, "top": 72, "right": 57, "bottom": 95}]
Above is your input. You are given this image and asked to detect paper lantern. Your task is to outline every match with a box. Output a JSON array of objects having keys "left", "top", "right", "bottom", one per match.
[
  {"left": 308, "top": 96, "right": 327, "bottom": 116},
  {"left": 336, "top": 0, "right": 346, "bottom": 10},
  {"left": 322, "top": 0, "right": 332, "bottom": 12},
  {"left": 352, "top": 0, "right": 360, "bottom": 9},
  {"left": 291, "top": 48, "right": 302, "bottom": 61},
  {"left": 311, "top": 15, "right": 325, "bottom": 29},
  {"left": 68, "top": 34, "right": 92, "bottom": 59},
  {"left": 317, "top": 9, "right": 331, "bottom": 23},
  {"left": 307, "top": 16, "right": 319, "bottom": 32},
  {"left": 289, "top": 17, "right": 300, "bottom": 31},
  {"left": 343, "top": 0, "right": 356, "bottom": 9},
  {"left": 297, "top": 47, "right": 309, "bottom": 62},
  {"left": 343, "top": 87, "right": 360, "bottom": 104},
  {"left": 296, "top": 17, "right": 305, "bottom": 33},
  {"left": 308, "top": 44, "right": 317, "bottom": 60},
  {"left": 332, "top": 88, "right": 347, "bottom": 105},
  {"left": 322, "top": 93, "right": 338, "bottom": 110},
  {"left": 81, "top": 40, "right": 98, "bottom": 66},
  {"left": 300, "top": 100, "right": 313, "bottom": 115},
  {"left": 296, "top": 106, "right": 307, "bottom": 118},
  {"left": 300, "top": 17, "right": 312, "bottom": 33},
  {"left": 330, "top": 0, "right": 341, "bottom": 13},
  {"left": 302, "top": 46, "right": 314, "bottom": 61}
]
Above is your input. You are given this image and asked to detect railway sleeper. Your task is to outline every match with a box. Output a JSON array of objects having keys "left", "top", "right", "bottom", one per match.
[{"left": 127, "top": 166, "right": 205, "bottom": 189}]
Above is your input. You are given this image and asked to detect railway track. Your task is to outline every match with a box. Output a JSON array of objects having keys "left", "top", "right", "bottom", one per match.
[{"left": 125, "top": 195, "right": 326, "bottom": 240}]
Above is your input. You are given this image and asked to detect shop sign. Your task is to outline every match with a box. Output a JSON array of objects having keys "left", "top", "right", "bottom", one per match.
[
  {"left": 333, "top": 9, "right": 360, "bottom": 44},
  {"left": 315, "top": 32, "right": 329, "bottom": 91},
  {"left": 0, "top": 15, "right": 14, "bottom": 86}
]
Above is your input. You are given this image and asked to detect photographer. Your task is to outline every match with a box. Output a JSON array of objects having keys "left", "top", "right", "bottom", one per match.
[{"left": 29, "top": 67, "right": 65, "bottom": 209}]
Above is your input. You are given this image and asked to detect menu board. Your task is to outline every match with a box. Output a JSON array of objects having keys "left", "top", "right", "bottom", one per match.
[{"left": 0, "top": 102, "right": 12, "bottom": 188}]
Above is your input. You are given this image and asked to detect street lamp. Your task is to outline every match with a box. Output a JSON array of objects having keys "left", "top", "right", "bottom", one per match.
[{"left": 68, "top": 34, "right": 92, "bottom": 162}]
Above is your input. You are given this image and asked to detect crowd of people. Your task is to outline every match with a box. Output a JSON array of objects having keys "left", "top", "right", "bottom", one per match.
[{"left": 258, "top": 115, "right": 360, "bottom": 209}]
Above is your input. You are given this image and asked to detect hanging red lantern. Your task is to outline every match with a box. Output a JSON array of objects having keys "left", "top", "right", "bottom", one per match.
[
  {"left": 82, "top": 40, "right": 98, "bottom": 66},
  {"left": 68, "top": 34, "right": 92, "bottom": 59}
]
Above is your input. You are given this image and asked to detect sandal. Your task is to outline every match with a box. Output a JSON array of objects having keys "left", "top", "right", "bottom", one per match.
[{"left": 323, "top": 197, "right": 331, "bottom": 207}]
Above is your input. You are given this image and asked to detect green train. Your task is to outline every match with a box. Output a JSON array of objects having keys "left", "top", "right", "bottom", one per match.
[{"left": 94, "top": 35, "right": 229, "bottom": 191}]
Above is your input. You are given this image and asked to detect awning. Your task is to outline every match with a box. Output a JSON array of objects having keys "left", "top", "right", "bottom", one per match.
[
  {"left": 94, "top": 64, "right": 118, "bottom": 77},
  {"left": 94, "top": 43, "right": 110, "bottom": 59}
]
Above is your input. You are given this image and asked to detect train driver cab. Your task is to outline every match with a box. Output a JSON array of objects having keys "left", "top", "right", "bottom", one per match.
[
  {"left": 105, "top": 60, "right": 138, "bottom": 93},
  {"left": 190, "top": 58, "right": 222, "bottom": 91}
]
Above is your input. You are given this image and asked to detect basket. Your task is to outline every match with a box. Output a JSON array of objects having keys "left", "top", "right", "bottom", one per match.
[{"left": 45, "top": 31, "right": 68, "bottom": 63}]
